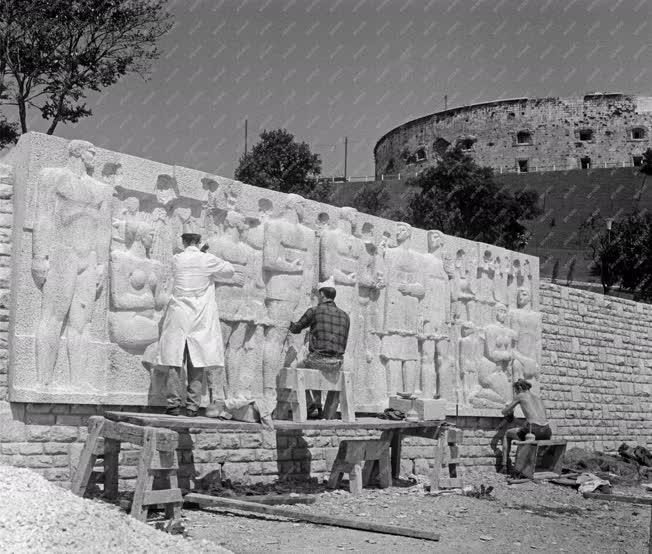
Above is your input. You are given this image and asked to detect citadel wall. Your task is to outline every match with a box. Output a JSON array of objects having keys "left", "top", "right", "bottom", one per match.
[{"left": 374, "top": 94, "right": 652, "bottom": 178}]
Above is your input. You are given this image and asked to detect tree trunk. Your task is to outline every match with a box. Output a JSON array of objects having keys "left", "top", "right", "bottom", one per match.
[{"left": 17, "top": 94, "right": 27, "bottom": 133}]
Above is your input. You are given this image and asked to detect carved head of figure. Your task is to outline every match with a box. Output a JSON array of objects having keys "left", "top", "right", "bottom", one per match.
[
  {"left": 284, "top": 194, "right": 305, "bottom": 222},
  {"left": 125, "top": 220, "right": 155, "bottom": 255},
  {"left": 460, "top": 321, "right": 476, "bottom": 337},
  {"left": 427, "top": 230, "right": 444, "bottom": 254},
  {"left": 339, "top": 207, "right": 358, "bottom": 233},
  {"left": 395, "top": 222, "right": 412, "bottom": 245},
  {"left": 495, "top": 302, "right": 508, "bottom": 324},
  {"left": 68, "top": 140, "right": 96, "bottom": 171},
  {"left": 225, "top": 210, "right": 247, "bottom": 235},
  {"left": 516, "top": 287, "right": 531, "bottom": 309},
  {"left": 124, "top": 197, "right": 139, "bottom": 216}
]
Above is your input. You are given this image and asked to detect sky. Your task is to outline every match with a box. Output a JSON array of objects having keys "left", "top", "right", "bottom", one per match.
[{"left": 20, "top": 0, "right": 652, "bottom": 179}]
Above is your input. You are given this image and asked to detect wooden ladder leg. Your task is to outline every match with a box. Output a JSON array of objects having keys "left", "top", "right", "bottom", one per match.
[
  {"left": 328, "top": 443, "right": 347, "bottom": 489},
  {"left": 164, "top": 471, "right": 182, "bottom": 520},
  {"left": 362, "top": 459, "right": 375, "bottom": 486},
  {"left": 293, "top": 370, "right": 307, "bottom": 423},
  {"left": 430, "top": 439, "right": 443, "bottom": 492},
  {"left": 348, "top": 463, "right": 363, "bottom": 495},
  {"left": 339, "top": 372, "right": 355, "bottom": 422},
  {"left": 103, "top": 438, "right": 121, "bottom": 501},
  {"left": 382, "top": 430, "right": 402, "bottom": 480},
  {"left": 323, "top": 391, "right": 339, "bottom": 420},
  {"left": 71, "top": 416, "right": 105, "bottom": 496},
  {"left": 378, "top": 450, "right": 392, "bottom": 489},
  {"left": 131, "top": 428, "right": 156, "bottom": 522}
]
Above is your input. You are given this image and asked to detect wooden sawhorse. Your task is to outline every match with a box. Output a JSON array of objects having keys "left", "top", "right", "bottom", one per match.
[
  {"left": 502, "top": 438, "right": 567, "bottom": 479},
  {"left": 71, "top": 415, "right": 183, "bottom": 522},
  {"left": 276, "top": 367, "right": 355, "bottom": 422},
  {"left": 328, "top": 438, "right": 391, "bottom": 494},
  {"left": 381, "top": 425, "right": 463, "bottom": 491}
]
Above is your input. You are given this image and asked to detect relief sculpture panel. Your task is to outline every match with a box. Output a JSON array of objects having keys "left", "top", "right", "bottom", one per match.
[{"left": 7, "top": 132, "right": 541, "bottom": 413}]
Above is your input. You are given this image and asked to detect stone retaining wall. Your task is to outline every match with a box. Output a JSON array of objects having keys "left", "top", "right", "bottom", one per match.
[{"left": 0, "top": 166, "right": 650, "bottom": 489}]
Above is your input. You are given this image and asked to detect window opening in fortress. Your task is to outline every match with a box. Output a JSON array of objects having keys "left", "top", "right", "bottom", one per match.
[
  {"left": 516, "top": 131, "right": 532, "bottom": 144},
  {"left": 630, "top": 127, "right": 646, "bottom": 140},
  {"left": 517, "top": 159, "right": 529, "bottom": 173},
  {"left": 633, "top": 156, "right": 643, "bottom": 167},
  {"left": 415, "top": 147, "right": 427, "bottom": 161},
  {"left": 579, "top": 129, "right": 594, "bottom": 141},
  {"left": 580, "top": 157, "right": 592, "bottom": 169},
  {"left": 433, "top": 137, "right": 450, "bottom": 156},
  {"left": 458, "top": 138, "right": 475, "bottom": 151}
]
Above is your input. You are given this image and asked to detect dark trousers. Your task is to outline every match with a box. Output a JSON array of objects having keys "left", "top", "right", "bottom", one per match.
[
  {"left": 166, "top": 343, "right": 204, "bottom": 412},
  {"left": 303, "top": 352, "right": 343, "bottom": 419}
]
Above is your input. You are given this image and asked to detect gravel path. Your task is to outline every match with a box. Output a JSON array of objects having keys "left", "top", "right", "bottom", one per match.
[
  {"left": 0, "top": 465, "right": 228, "bottom": 553},
  {"left": 184, "top": 468, "right": 652, "bottom": 553}
]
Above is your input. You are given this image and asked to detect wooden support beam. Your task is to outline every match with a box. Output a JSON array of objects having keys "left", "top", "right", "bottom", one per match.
[
  {"left": 583, "top": 492, "right": 652, "bottom": 505},
  {"left": 238, "top": 495, "right": 317, "bottom": 506},
  {"left": 184, "top": 493, "right": 440, "bottom": 542},
  {"left": 102, "top": 419, "right": 178, "bottom": 451}
]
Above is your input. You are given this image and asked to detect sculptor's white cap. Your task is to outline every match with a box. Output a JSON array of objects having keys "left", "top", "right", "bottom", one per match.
[{"left": 318, "top": 276, "right": 335, "bottom": 290}]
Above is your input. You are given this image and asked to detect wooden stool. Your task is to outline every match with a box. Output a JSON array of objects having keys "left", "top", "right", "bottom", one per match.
[
  {"left": 328, "top": 439, "right": 391, "bottom": 494},
  {"left": 513, "top": 439, "right": 567, "bottom": 479},
  {"left": 71, "top": 416, "right": 183, "bottom": 522},
  {"left": 430, "top": 427, "right": 464, "bottom": 491},
  {"left": 276, "top": 367, "right": 355, "bottom": 422}
]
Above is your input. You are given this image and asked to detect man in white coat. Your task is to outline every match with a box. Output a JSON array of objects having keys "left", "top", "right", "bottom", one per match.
[{"left": 157, "top": 233, "right": 238, "bottom": 416}]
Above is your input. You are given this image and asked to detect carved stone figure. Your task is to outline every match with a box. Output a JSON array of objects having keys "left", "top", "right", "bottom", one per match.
[
  {"left": 476, "top": 249, "right": 496, "bottom": 326},
  {"left": 319, "top": 207, "right": 365, "bottom": 370},
  {"left": 381, "top": 222, "right": 425, "bottom": 395},
  {"left": 420, "top": 230, "right": 453, "bottom": 399},
  {"left": 262, "top": 194, "right": 315, "bottom": 396},
  {"left": 475, "top": 302, "right": 517, "bottom": 406},
  {"left": 31, "top": 140, "right": 112, "bottom": 387},
  {"left": 508, "top": 287, "right": 542, "bottom": 381},
  {"left": 450, "top": 249, "right": 476, "bottom": 323},
  {"left": 353, "top": 227, "right": 385, "bottom": 408},
  {"left": 493, "top": 255, "right": 511, "bottom": 307},
  {"left": 208, "top": 210, "right": 260, "bottom": 397},
  {"left": 458, "top": 322, "right": 487, "bottom": 405},
  {"left": 108, "top": 212, "right": 165, "bottom": 351}
]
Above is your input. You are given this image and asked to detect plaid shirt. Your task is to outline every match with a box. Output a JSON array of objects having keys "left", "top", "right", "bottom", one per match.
[{"left": 289, "top": 300, "right": 350, "bottom": 358}]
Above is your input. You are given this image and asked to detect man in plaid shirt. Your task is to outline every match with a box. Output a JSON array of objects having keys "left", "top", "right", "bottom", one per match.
[{"left": 289, "top": 277, "right": 350, "bottom": 418}]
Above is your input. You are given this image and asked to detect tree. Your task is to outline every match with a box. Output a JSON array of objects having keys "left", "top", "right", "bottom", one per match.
[
  {"left": 579, "top": 210, "right": 652, "bottom": 299},
  {"left": 235, "top": 129, "right": 324, "bottom": 199},
  {"left": 403, "top": 147, "right": 541, "bottom": 250},
  {"left": 0, "top": 0, "right": 172, "bottom": 146},
  {"left": 350, "top": 183, "right": 407, "bottom": 221}
]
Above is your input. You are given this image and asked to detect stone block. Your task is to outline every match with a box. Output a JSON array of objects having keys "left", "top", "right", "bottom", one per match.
[
  {"left": 24, "top": 413, "right": 56, "bottom": 426},
  {"left": 220, "top": 434, "right": 240, "bottom": 449},
  {"left": 239, "top": 433, "right": 263, "bottom": 449},
  {"left": 256, "top": 449, "right": 277, "bottom": 462},
  {"left": 388, "top": 397, "right": 447, "bottom": 421},
  {"left": 260, "top": 461, "right": 278, "bottom": 475},
  {"left": 221, "top": 462, "right": 250, "bottom": 484},
  {"left": 43, "top": 443, "right": 71, "bottom": 456},
  {"left": 18, "top": 442, "right": 44, "bottom": 455},
  {"left": 414, "top": 458, "right": 431, "bottom": 475}
]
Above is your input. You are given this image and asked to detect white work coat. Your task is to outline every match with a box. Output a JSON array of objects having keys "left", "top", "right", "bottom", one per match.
[{"left": 156, "top": 246, "right": 234, "bottom": 368}]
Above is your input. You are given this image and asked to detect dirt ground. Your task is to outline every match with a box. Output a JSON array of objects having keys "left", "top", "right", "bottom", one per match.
[{"left": 175, "top": 468, "right": 651, "bottom": 553}]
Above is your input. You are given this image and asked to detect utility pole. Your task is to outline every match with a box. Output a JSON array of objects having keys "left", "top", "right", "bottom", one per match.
[
  {"left": 244, "top": 118, "right": 248, "bottom": 156},
  {"left": 344, "top": 136, "right": 348, "bottom": 181}
]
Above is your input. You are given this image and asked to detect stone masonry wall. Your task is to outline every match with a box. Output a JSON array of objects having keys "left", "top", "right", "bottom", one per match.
[
  {"left": 0, "top": 170, "right": 650, "bottom": 490},
  {"left": 538, "top": 283, "right": 652, "bottom": 451},
  {"left": 374, "top": 94, "right": 652, "bottom": 177}
]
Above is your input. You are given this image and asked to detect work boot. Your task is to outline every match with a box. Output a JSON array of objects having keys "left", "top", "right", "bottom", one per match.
[{"left": 165, "top": 406, "right": 181, "bottom": 416}]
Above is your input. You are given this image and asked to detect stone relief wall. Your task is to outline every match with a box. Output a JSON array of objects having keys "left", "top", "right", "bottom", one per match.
[{"left": 6, "top": 133, "right": 540, "bottom": 412}]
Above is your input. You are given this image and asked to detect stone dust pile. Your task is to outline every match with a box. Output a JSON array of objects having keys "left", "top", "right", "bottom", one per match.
[{"left": 0, "top": 465, "right": 228, "bottom": 553}]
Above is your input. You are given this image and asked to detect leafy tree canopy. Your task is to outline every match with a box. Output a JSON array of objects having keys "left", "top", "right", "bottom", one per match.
[
  {"left": 403, "top": 147, "right": 541, "bottom": 250},
  {"left": 234, "top": 129, "right": 325, "bottom": 200},
  {"left": 0, "top": 0, "right": 172, "bottom": 148}
]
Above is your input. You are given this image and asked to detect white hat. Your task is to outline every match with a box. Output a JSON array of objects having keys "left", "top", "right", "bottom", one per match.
[{"left": 318, "top": 276, "right": 335, "bottom": 290}]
